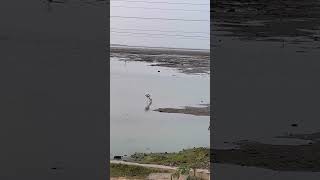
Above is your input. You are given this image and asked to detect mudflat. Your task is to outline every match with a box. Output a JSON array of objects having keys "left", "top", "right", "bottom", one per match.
[
  {"left": 154, "top": 105, "right": 210, "bottom": 116},
  {"left": 111, "top": 46, "right": 210, "bottom": 75}
]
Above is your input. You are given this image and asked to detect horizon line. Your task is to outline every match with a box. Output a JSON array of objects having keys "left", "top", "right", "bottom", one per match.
[{"left": 110, "top": 44, "right": 210, "bottom": 51}]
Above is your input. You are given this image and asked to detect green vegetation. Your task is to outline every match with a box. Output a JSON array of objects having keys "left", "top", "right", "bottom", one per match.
[
  {"left": 172, "top": 165, "right": 204, "bottom": 180},
  {"left": 130, "top": 147, "right": 210, "bottom": 169},
  {"left": 176, "top": 165, "right": 191, "bottom": 175},
  {"left": 172, "top": 165, "right": 190, "bottom": 179},
  {"left": 110, "top": 163, "right": 170, "bottom": 178}
]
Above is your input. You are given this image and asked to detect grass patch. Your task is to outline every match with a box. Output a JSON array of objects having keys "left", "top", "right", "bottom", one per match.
[
  {"left": 130, "top": 147, "right": 210, "bottom": 169},
  {"left": 110, "top": 163, "right": 171, "bottom": 178}
]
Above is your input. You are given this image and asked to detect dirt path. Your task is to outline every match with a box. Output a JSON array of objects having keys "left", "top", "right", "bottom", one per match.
[
  {"left": 110, "top": 160, "right": 210, "bottom": 178},
  {"left": 111, "top": 160, "right": 176, "bottom": 171}
]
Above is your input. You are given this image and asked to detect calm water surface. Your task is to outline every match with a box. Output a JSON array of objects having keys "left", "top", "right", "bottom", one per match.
[{"left": 110, "top": 57, "right": 210, "bottom": 157}]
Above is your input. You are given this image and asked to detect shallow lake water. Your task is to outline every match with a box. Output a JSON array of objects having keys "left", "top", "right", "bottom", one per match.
[{"left": 110, "top": 57, "right": 210, "bottom": 157}]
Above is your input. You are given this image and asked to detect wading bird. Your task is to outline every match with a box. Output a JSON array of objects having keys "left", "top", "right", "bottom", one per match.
[{"left": 144, "top": 94, "right": 152, "bottom": 111}]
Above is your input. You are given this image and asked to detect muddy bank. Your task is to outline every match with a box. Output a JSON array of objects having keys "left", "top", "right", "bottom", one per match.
[
  {"left": 213, "top": 132, "right": 320, "bottom": 171},
  {"left": 111, "top": 47, "right": 210, "bottom": 75},
  {"left": 154, "top": 105, "right": 210, "bottom": 116}
]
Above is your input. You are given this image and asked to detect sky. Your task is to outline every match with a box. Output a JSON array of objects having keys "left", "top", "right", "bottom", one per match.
[{"left": 110, "top": 0, "right": 210, "bottom": 49}]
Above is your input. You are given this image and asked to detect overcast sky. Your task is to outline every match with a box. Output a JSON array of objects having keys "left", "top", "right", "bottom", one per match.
[{"left": 110, "top": 0, "right": 210, "bottom": 49}]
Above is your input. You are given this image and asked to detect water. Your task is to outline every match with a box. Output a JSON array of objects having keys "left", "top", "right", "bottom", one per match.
[{"left": 110, "top": 57, "right": 210, "bottom": 157}]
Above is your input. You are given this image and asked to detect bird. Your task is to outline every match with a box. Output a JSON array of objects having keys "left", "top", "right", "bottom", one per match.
[{"left": 144, "top": 94, "right": 152, "bottom": 111}]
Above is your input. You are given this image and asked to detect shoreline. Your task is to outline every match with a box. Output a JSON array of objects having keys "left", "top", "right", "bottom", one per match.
[
  {"left": 110, "top": 45, "right": 210, "bottom": 56},
  {"left": 111, "top": 48, "right": 210, "bottom": 75}
]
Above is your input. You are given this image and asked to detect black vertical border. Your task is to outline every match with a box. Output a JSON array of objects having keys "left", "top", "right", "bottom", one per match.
[
  {"left": 1, "top": 1, "right": 110, "bottom": 179},
  {"left": 210, "top": 0, "right": 215, "bottom": 179},
  {"left": 106, "top": 0, "right": 111, "bottom": 179}
]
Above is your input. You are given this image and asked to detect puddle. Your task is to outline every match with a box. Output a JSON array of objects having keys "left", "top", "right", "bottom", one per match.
[{"left": 110, "top": 57, "right": 210, "bottom": 156}]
